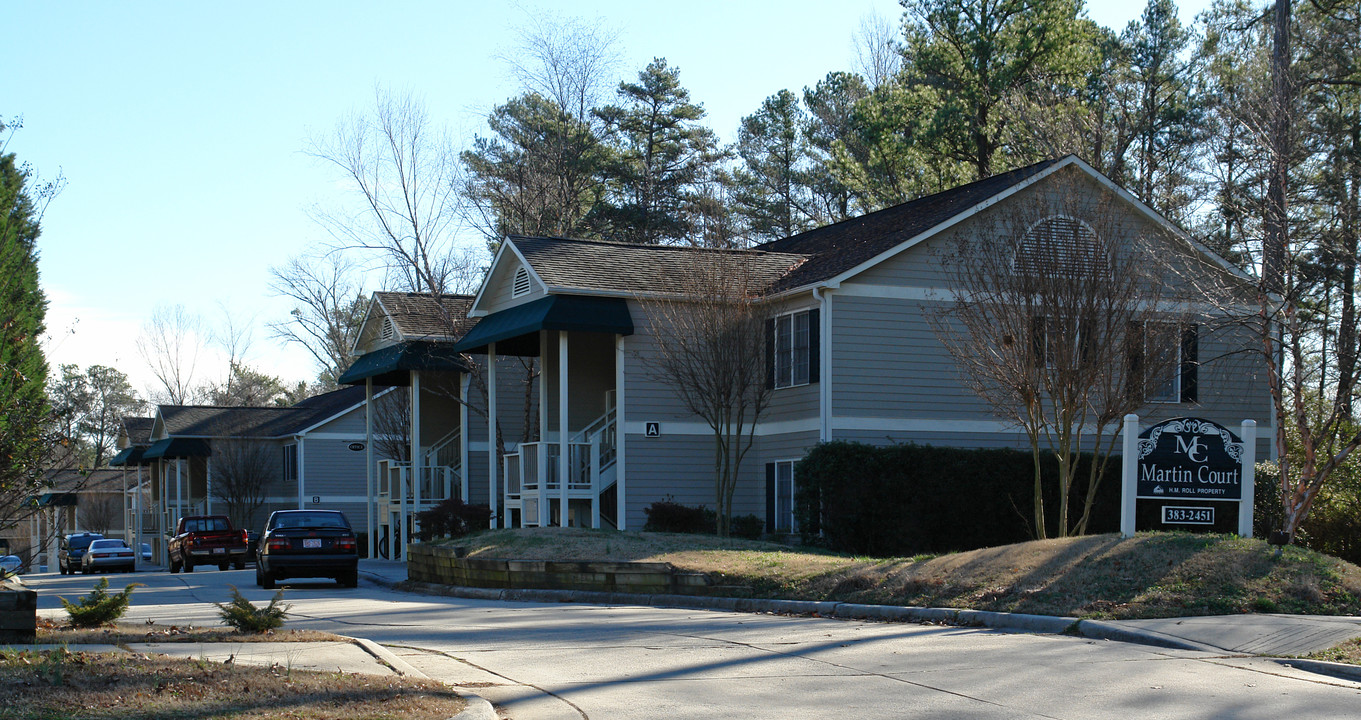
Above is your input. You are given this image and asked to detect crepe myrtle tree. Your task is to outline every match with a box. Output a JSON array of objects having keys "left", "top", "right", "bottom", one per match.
[
  {"left": 643, "top": 254, "right": 774, "bottom": 536},
  {"left": 929, "top": 169, "right": 1200, "bottom": 539},
  {"left": 209, "top": 438, "right": 274, "bottom": 532}
]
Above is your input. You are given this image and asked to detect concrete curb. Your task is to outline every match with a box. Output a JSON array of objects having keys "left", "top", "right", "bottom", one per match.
[
  {"left": 1268, "top": 657, "right": 1361, "bottom": 684},
  {"left": 347, "top": 634, "right": 498, "bottom": 719},
  {"left": 1068, "top": 620, "right": 1224, "bottom": 653}
]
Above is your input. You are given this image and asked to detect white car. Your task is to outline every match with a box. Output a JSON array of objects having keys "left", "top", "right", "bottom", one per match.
[{"left": 0, "top": 555, "right": 22, "bottom": 575}]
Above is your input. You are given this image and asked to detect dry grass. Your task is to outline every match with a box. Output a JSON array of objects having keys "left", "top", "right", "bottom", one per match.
[
  {"left": 449, "top": 528, "right": 1361, "bottom": 620},
  {"left": 1307, "top": 638, "right": 1361, "bottom": 665},
  {"left": 0, "top": 647, "right": 465, "bottom": 719}
]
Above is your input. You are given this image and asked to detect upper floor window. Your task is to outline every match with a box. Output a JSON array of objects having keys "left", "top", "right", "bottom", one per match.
[
  {"left": 512, "top": 266, "right": 531, "bottom": 298},
  {"left": 768, "top": 309, "right": 819, "bottom": 389},
  {"left": 1127, "top": 321, "right": 1199, "bottom": 404}
]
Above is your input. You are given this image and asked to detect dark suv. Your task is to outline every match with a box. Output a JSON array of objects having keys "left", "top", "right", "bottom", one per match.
[
  {"left": 256, "top": 510, "right": 358, "bottom": 589},
  {"left": 58, "top": 532, "right": 104, "bottom": 575}
]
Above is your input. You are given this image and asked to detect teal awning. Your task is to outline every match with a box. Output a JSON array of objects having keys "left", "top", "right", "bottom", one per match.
[
  {"left": 453, "top": 295, "right": 634, "bottom": 355},
  {"left": 142, "top": 437, "right": 212, "bottom": 460},
  {"left": 108, "top": 445, "right": 148, "bottom": 467},
  {"left": 337, "top": 340, "right": 472, "bottom": 387},
  {"left": 35, "top": 492, "right": 77, "bottom": 507}
]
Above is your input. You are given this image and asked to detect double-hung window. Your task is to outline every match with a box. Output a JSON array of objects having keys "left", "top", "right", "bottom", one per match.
[
  {"left": 768, "top": 309, "right": 819, "bottom": 389},
  {"left": 282, "top": 444, "right": 298, "bottom": 482},
  {"left": 1127, "top": 321, "right": 1199, "bottom": 404}
]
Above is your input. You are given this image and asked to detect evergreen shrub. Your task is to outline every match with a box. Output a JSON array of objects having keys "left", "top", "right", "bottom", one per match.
[
  {"left": 416, "top": 498, "right": 494, "bottom": 542},
  {"left": 795, "top": 441, "right": 1118, "bottom": 556},
  {"left": 59, "top": 578, "right": 140, "bottom": 628}
]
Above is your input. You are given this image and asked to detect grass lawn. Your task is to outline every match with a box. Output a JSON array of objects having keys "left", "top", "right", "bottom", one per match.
[{"left": 451, "top": 527, "right": 1361, "bottom": 620}]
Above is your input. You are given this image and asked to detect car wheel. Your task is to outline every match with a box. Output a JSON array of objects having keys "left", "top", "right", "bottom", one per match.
[
  {"left": 169, "top": 557, "right": 180, "bottom": 573},
  {"left": 340, "top": 570, "right": 358, "bottom": 588},
  {"left": 218, "top": 562, "right": 229, "bottom": 571},
  {"left": 257, "top": 567, "right": 276, "bottom": 590},
  {"left": 233, "top": 560, "right": 245, "bottom": 570},
  {"left": 184, "top": 558, "right": 194, "bottom": 573}
]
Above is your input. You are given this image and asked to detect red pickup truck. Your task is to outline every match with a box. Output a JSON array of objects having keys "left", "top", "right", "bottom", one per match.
[{"left": 168, "top": 515, "right": 250, "bottom": 573}]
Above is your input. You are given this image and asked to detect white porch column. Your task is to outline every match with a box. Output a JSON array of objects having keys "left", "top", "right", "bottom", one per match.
[
  {"left": 488, "top": 342, "right": 499, "bottom": 528},
  {"left": 297, "top": 437, "right": 306, "bottom": 510},
  {"left": 411, "top": 369, "right": 422, "bottom": 537},
  {"left": 1240, "top": 419, "right": 1257, "bottom": 538},
  {"left": 121, "top": 466, "right": 129, "bottom": 542},
  {"left": 135, "top": 464, "right": 143, "bottom": 568},
  {"left": 459, "top": 374, "right": 470, "bottom": 502},
  {"left": 176, "top": 458, "right": 183, "bottom": 523},
  {"left": 205, "top": 456, "right": 213, "bottom": 515},
  {"left": 616, "top": 334, "right": 627, "bottom": 530},
  {"left": 559, "top": 332, "right": 570, "bottom": 527},
  {"left": 365, "top": 378, "right": 375, "bottom": 560},
  {"left": 539, "top": 331, "right": 549, "bottom": 443}
]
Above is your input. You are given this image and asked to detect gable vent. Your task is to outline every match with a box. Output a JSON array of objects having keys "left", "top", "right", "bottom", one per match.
[
  {"left": 380, "top": 316, "right": 394, "bottom": 340},
  {"left": 512, "top": 266, "right": 532, "bottom": 298},
  {"left": 1015, "top": 216, "right": 1108, "bottom": 278}
]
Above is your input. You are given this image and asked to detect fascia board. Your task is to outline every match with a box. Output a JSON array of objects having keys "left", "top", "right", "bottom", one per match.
[
  {"left": 294, "top": 386, "right": 398, "bottom": 437},
  {"left": 468, "top": 238, "right": 549, "bottom": 318},
  {"left": 349, "top": 294, "right": 385, "bottom": 355}
]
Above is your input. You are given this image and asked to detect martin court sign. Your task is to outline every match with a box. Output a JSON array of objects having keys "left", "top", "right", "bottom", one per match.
[{"left": 1120, "top": 416, "right": 1257, "bottom": 538}]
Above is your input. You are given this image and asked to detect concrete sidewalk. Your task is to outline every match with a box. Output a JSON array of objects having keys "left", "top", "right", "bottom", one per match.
[{"left": 357, "top": 558, "right": 1361, "bottom": 670}]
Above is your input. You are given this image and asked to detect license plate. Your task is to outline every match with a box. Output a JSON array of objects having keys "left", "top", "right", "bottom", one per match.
[
  {"left": 303, "top": 539, "right": 322, "bottom": 549},
  {"left": 213, "top": 548, "right": 225, "bottom": 554}
]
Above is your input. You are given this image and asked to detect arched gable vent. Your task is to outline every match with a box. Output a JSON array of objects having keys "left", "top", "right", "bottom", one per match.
[
  {"left": 1014, "top": 216, "right": 1108, "bottom": 277},
  {"left": 380, "top": 315, "right": 395, "bottom": 341},
  {"left": 512, "top": 266, "right": 532, "bottom": 298}
]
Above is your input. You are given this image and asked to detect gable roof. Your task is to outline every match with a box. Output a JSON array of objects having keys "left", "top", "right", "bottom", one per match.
[
  {"left": 154, "top": 385, "right": 370, "bottom": 440},
  {"left": 509, "top": 235, "right": 808, "bottom": 296},
  {"left": 754, "top": 158, "right": 1061, "bottom": 292},
  {"left": 121, "top": 416, "right": 154, "bottom": 445},
  {"left": 373, "top": 292, "right": 477, "bottom": 340}
]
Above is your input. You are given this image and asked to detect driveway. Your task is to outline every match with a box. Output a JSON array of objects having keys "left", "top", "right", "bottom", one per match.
[{"left": 27, "top": 569, "right": 1361, "bottom": 719}]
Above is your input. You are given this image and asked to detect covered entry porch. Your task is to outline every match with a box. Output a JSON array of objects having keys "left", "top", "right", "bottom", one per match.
[
  {"left": 338, "top": 340, "right": 470, "bottom": 560},
  {"left": 454, "top": 294, "right": 632, "bottom": 530}
]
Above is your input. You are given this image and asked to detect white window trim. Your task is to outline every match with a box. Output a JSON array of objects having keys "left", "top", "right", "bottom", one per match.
[
  {"left": 773, "top": 459, "right": 798, "bottom": 533},
  {"left": 773, "top": 308, "right": 812, "bottom": 390},
  {"left": 1145, "top": 321, "right": 1183, "bottom": 404},
  {"left": 282, "top": 443, "right": 299, "bottom": 482}
]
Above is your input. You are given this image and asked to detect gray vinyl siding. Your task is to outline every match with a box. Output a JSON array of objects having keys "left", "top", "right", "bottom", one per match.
[
  {"left": 622, "top": 300, "right": 709, "bottom": 423},
  {"left": 541, "top": 330, "right": 616, "bottom": 434},
  {"left": 478, "top": 258, "right": 545, "bottom": 315},
  {"left": 309, "top": 403, "right": 368, "bottom": 436},
  {"left": 621, "top": 432, "right": 763, "bottom": 530}
]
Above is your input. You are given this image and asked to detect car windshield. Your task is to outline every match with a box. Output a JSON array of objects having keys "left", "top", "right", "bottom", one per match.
[
  {"left": 183, "top": 517, "right": 229, "bottom": 532},
  {"left": 90, "top": 540, "right": 128, "bottom": 550},
  {"left": 67, "top": 536, "right": 100, "bottom": 550},
  {"left": 272, "top": 513, "right": 349, "bottom": 530}
]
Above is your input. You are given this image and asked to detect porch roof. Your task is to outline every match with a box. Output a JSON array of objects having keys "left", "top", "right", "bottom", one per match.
[
  {"left": 108, "top": 445, "right": 149, "bottom": 467},
  {"left": 453, "top": 294, "right": 634, "bottom": 355},
  {"left": 142, "top": 437, "right": 212, "bottom": 460},
  {"left": 337, "top": 340, "right": 471, "bottom": 387}
]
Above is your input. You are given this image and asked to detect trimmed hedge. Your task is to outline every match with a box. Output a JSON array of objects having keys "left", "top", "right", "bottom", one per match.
[
  {"left": 643, "top": 499, "right": 764, "bottom": 539},
  {"left": 794, "top": 441, "right": 1119, "bottom": 556}
]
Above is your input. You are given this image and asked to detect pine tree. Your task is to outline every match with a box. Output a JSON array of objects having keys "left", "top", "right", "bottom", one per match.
[
  {"left": 593, "top": 58, "right": 722, "bottom": 244},
  {"left": 0, "top": 128, "right": 55, "bottom": 534}
]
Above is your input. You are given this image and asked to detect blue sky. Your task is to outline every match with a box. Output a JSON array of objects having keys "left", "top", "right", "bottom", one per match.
[{"left": 8, "top": 0, "right": 1212, "bottom": 398}]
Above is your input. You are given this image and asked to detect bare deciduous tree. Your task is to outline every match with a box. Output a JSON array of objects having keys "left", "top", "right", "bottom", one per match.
[
  {"left": 268, "top": 253, "right": 367, "bottom": 389},
  {"left": 643, "top": 254, "right": 773, "bottom": 536},
  {"left": 499, "top": 10, "right": 622, "bottom": 124},
  {"left": 79, "top": 493, "right": 121, "bottom": 536},
  {"left": 930, "top": 170, "right": 1195, "bottom": 538},
  {"left": 136, "top": 304, "right": 204, "bottom": 405},
  {"left": 308, "top": 86, "right": 481, "bottom": 296},
  {"left": 210, "top": 438, "right": 275, "bottom": 531},
  {"left": 852, "top": 12, "right": 904, "bottom": 89}
]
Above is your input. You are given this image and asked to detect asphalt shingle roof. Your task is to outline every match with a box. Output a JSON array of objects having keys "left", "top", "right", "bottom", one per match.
[
  {"left": 503, "top": 159, "right": 1061, "bottom": 297},
  {"left": 510, "top": 235, "right": 809, "bottom": 295},
  {"left": 156, "top": 385, "right": 370, "bottom": 439},
  {"left": 374, "top": 292, "right": 477, "bottom": 340},
  {"left": 121, "top": 417, "right": 154, "bottom": 445},
  {"left": 755, "top": 158, "right": 1061, "bottom": 292}
]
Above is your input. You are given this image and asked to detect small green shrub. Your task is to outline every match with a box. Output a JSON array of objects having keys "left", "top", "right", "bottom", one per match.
[
  {"left": 216, "top": 585, "right": 290, "bottom": 633},
  {"left": 416, "top": 498, "right": 494, "bottom": 542},
  {"left": 729, "top": 514, "right": 764, "bottom": 540},
  {"left": 58, "top": 578, "right": 140, "bottom": 628},
  {"left": 643, "top": 500, "right": 712, "bottom": 533}
]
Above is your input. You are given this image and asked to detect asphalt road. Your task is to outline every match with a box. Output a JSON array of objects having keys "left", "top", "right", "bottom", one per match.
[{"left": 28, "top": 568, "right": 1361, "bottom": 719}]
